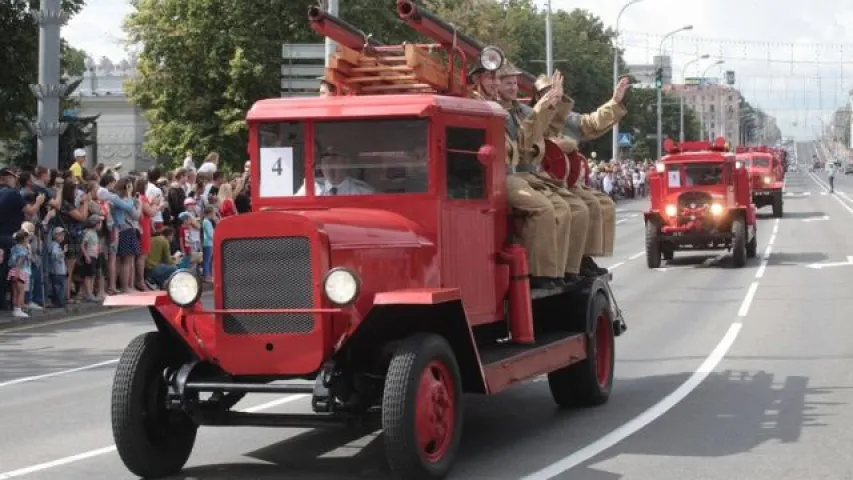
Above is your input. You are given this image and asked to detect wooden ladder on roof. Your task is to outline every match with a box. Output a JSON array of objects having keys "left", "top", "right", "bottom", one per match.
[{"left": 324, "top": 43, "right": 464, "bottom": 96}]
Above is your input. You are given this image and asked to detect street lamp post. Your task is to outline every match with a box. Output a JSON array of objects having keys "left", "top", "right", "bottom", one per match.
[
  {"left": 680, "top": 54, "right": 710, "bottom": 142},
  {"left": 699, "top": 59, "right": 724, "bottom": 140},
  {"left": 656, "top": 25, "right": 693, "bottom": 160},
  {"left": 324, "top": 0, "right": 339, "bottom": 66},
  {"left": 611, "top": 0, "right": 643, "bottom": 163}
]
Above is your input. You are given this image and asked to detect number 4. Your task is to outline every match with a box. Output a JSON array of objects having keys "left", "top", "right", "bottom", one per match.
[{"left": 271, "top": 157, "right": 282, "bottom": 175}]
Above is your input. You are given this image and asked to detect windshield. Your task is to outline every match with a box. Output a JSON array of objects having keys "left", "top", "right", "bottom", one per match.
[
  {"left": 256, "top": 119, "right": 428, "bottom": 198},
  {"left": 666, "top": 162, "right": 725, "bottom": 187},
  {"left": 751, "top": 156, "right": 771, "bottom": 168}
]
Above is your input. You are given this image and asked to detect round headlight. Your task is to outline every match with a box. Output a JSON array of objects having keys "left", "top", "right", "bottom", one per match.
[
  {"left": 655, "top": 162, "right": 665, "bottom": 173},
  {"left": 166, "top": 270, "right": 201, "bottom": 307},
  {"left": 479, "top": 46, "right": 504, "bottom": 71},
  {"left": 763, "top": 176, "right": 771, "bottom": 183},
  {"left": 664, "top": 204, "right": 677, "bottom": 216},
  {"left": 323, "top": 268, "right": 360, "bottom": 306},
  {"left": 710, "top": 203, "right": 724, "bottom": 216}
]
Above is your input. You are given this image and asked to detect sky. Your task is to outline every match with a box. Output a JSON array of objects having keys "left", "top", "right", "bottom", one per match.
[{"left": 63, "top": 0, "right": 853, "bottom": 140}]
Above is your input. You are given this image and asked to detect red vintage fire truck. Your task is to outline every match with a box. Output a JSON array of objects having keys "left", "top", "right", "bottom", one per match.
[
  {"left": 103, "top": 3, "right": 627, "bottom": 479},
  {"left": 645, "top": 137, "right": 758, "bottom": 268},
  {"left": 734, "top": 145, "right": 784, "bottom": 217}
]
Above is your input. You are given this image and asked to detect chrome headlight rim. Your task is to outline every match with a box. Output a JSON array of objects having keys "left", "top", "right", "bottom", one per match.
[
  {"left": 165, "top": 269, "right": 202, "bottom": 308},
  {"left": 479, "top": 46, "right": 505, "bottom": 72},
  {"left": 322, "top": 267, "right": 361, "bottom": 307}
]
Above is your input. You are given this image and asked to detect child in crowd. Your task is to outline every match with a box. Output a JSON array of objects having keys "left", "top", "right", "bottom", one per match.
[
  {"left": 80, "top": 214, "right": 103, "bottom": 302},
  {"left": 7, "top": 230, "right": 32, "bottom": 318},
  {"left": 177, "top": 211, "right": 203, "bottom": 271},
  {"left": 48, "top": 227, "right": 68, "bottom": 308},
  {"left": 201, "top": 205, "right": 215, "bottom": 283},
  {"left": 20, "top": 221, "right": 44, "bottom": 311}
]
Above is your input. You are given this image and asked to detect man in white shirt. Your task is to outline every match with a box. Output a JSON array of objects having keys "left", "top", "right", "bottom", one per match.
[
  {"left": 827, "top": 161, "right": 837, "bottom": 192},
  {"left": 145, "top": 166, "right": 165, "bottom": 229},
  {"left": 296, "top": 150, "right": 374, "bottom": 196},
  {"left": 602, "top": 172, "right": 614, "bottom": 198},
  {"left": 197, "top": 152, "right": 219, "bottom": 174}
]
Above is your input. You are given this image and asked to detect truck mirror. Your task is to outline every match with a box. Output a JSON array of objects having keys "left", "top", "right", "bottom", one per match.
[{"left": 477, "top": 144, "right": 497, "bottom": 166}]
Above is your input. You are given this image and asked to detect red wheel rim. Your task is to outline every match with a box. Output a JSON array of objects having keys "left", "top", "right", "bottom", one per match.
[
  {"left": 414, "top": 360, "right": 456, "bottom": 463},
  {"left": 595, "top": 314, "right": 613, "bottom": 388}
]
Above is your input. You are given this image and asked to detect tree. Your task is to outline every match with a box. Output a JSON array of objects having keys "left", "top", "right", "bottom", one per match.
[{"left": 0, "top": 0, "right": 86, "bottom": 141}]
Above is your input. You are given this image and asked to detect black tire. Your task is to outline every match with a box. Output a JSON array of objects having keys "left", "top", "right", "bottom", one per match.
[
  {"left": 746, "top": 226, "right": 758, "bottom": 258},
  {"left": 645, "top": 221, "right": 661, "bottom": 268},
  {"left": 661, "top": 243, "right": 674, "bottom": 261},
  {"left": 772, "top": 193, "right": 783, "bottom": 217},
  {"left": 112, "top": 332, "right": 198, "bottom": 478},
  {"left": 731, "top": 217, "right": 747, "bottom": 267},
  {"left": 547, "top": 293, "right": 615, "bottom": 408},
  {"left": 383, "top": 333, "right": 463, "bottom": 480}
]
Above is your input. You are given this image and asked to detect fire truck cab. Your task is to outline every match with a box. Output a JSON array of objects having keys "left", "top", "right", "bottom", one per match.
[
  {"left": 645, "top": 137, "right": 758, "bottom": 268},
  {"left": 735, "top": 145, "right": 784, "bottom": 217},
  {"left": 102, "top": 3, "right": 627, "bottom": 479}
]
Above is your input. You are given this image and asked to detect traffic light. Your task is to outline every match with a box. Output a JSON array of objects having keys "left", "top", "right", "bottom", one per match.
[{"left": 655, "top": 67, "right": 663, "bottom": 89}]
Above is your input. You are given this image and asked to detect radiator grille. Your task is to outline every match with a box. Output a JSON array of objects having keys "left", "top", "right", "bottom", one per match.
[{"left": 220, "top": 237, "right": 314, "bottom": 334}]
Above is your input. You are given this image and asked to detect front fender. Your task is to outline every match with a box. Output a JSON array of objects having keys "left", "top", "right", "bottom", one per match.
[
  {"left": 644, "top": 211, "right": 664, "bottom": 226},
  {"left": 336, "top": 287, "right": 486, "bottom": 394}
]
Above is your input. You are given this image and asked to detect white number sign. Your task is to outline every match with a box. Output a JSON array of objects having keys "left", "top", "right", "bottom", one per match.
[
  {"left": 667, "top": 170, "right": 681, "bottom": 188},
  {"left": 259, "top": 147, "right": 294, "bottom": 197}
]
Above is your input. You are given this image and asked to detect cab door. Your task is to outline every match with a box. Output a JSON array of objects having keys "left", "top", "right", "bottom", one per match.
[{"left": 438, "top": 123, "right": 498, "bottom": 325}]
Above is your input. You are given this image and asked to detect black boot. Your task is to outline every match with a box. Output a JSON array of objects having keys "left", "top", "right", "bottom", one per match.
[
  {"left": 581, "top": 256, "right": 608, "bottom": 277},
  {"left": 563, "top": 273, "right": 582, "bottom": 286}
]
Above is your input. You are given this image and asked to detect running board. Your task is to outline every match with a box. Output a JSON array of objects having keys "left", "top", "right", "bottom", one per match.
[
  {"left": 196, "top": 411, "right": 381, "bottom": 429},
  {"left": 184, "top": 381, "right": 315, "bottom": 395}
]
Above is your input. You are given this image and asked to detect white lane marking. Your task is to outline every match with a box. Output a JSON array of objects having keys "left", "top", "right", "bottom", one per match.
[
  {"left": 608, "top": 262, "right": 625, "bottom": 270},
  {"left": 628, "top": 252, "right": 644, "bottom": 260},
  {"left": 0, "top": 394, "right": 309, "bottom": 478},
  {"left": 772, "top": 223, "right": 779, "bottom": 235},
  {"left": 755, "top": 246, "right": 770, "bottom": 279},
  {"left": 737, "top": 282, "right": 759, "bottom": 317},
  {"left": 0, "top": 359, "right": 119, "bottom": 390},
  {"left": 520, "top": 321, "right": 744, "bottom": 479},
  {"left": 768, "top": 234, "right": 776, "bottom": 245}
]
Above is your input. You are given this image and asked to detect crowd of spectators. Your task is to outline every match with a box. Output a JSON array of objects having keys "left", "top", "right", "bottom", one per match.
[
  {"left": 587, "top": 157, "right": 653, "bottom": 200},
  {"left": 0, "top": 150, "right": 251, "bottom": 319}
]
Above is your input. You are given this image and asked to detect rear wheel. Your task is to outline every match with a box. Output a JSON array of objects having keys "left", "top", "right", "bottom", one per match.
[
  {"left": 661, "top": 242, "right": 674, "bottom": 261},
  {"left": 547, "top": 293, "right": 614, "bottom": 408},
  {"left": 383, "top": 333, "right": 463, "bottom": 480},
  {"left": 645, "top": 221, "right": 661, "bottom": 268},
  {"left": 731, "top": 217, "right": 747, "bottom": 267},
  {"left": 112, "top": 332, "right": 198, "bottom": 478}
]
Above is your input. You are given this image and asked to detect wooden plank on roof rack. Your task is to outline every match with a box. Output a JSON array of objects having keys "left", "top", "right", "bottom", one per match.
[
  {"left": 346, "top": 74, "right": 418, "bottom": 84},
  {"left": 405, "top": 44, "right": 449, "bottom": 91},
  {"left": 361, "top": 83, "right": 434, "bottom": 92}
]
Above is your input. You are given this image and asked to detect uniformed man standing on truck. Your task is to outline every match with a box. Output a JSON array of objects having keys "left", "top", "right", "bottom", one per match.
[
  {"left": 469, "top": 62, "right": 571, "bottom": 289},
  {"left": 497, "top": 64, "right": 589, "bottom": 285},
  {"left": 539, "top": 76, "right": 630, "bottom": 275}
]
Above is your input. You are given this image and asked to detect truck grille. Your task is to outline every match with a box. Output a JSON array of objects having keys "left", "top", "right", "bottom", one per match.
[{"left": 220, "top": 237, "right": 314, "bottom": 334}]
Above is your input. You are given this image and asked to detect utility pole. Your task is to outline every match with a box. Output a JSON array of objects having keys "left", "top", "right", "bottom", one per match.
[
  {"left": 656, "top": 25, "right": 692, "bottom": 160},
  {"left": 680, "top": 54, "right": 709, "bottom": 142},
  {"left": 545, "top": 0, "right": 553, "bottom": 76},
  {"left": 31, "top": 0, "right": 68, "bottom": 170},
  {"left": 612, "top": 0, "right": 643, "bottom": 162}
]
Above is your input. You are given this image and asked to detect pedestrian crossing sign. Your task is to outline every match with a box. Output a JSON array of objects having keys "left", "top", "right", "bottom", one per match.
[{"left": 618, "top": 132, "right": 633, "bottom": 147}]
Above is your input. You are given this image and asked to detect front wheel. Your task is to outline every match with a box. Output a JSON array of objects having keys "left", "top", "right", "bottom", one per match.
[
  {"left": 746, "top": 226, "right": 758, "bottom": 258},
  {"left": 645, "top": 221, "right": 661, "bottom": 268},
  {"left": 547, "top": 293, "right": 615, "bottom": 408},
  {"left": 112, "top": 332, "right": 198, "bottom": 478},
  {"left": 383, "top": 333, "right": 463, "bottom": 480},
  {"left": 731, "top": 217, "right": 747, "bottom": 268}
]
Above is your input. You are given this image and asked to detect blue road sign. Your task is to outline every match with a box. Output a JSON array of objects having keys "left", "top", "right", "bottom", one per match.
[{"left": 618, "top": 132, "right": 633, "bottom": 147}]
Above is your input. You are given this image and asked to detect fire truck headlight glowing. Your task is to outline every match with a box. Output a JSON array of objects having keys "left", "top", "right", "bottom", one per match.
[
  {"left": 763, "top": 175, "right": 771, "bottom": 183},
  {"left": 323, "top": 268, "right": 360, "bottom": 306},
  {"left": 166, "top": 270, "right": 201, "bottom": 307},
  {"left": 655, "top": 162, "right": 665, "bottom": 173},
  {"left": 735, "top": 161, "right": 743, "bottom": 169},
  {"left": 665, "top": 204, "right": 677, "bottom": 216},
  {"left": 480, "top": 46, "right": 505, "bottom": 71},
  {"left": 710, "top": 203, "right": 724, "bottom": 216}
]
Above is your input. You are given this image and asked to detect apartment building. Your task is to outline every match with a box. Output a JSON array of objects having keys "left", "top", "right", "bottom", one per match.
[{"left": 665, "top": 82, "right": 741, "bottom": 145}]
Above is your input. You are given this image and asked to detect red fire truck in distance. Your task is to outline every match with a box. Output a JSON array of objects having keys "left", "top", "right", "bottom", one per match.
[
  {"left": 645, "top": 137, "right": 758, "bottom": 268},
  {"left": 103, "top": 3, "right": 627, "bottom": 479},
  {"left": 734, "top": 145, "right": 785, "bottom": 217}
]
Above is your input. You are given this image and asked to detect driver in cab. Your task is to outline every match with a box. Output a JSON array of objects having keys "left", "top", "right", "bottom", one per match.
[{"left": 296, "top": 149, "right": 375, "bottom": 196}]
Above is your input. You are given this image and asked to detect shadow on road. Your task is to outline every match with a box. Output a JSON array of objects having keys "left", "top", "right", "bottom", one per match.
[
  {"left": 773, "top": 211, "right": 828, "bottom": 220},
  {"left": 152, "top": 369, "right": 830, "bottom": 480},
  {"left": 766, "top": 252, "right": 829, "bottom": 266}
]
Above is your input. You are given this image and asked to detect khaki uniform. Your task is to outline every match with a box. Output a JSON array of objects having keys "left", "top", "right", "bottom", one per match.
[
  {"left": 549, "top": 97, "right": 626, "bottom": 257},
  {"left": 472, "top": 89, "right": 569, "bottom": 279},
  {"left": 506, "top": 100, "right": 589, "bottom": 275}
]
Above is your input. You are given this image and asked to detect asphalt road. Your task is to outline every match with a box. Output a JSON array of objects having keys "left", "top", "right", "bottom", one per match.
[{"left": 3, "top": 152, "right": 853, "bottom": 479}]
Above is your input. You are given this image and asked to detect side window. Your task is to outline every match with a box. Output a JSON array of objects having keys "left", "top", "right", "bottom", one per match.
[
  {"left": 258, "top": 122, "right": 305, "bottom": 197},
  {"left": 446, "top": 127, "right": 486, "bottom": 200}
]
